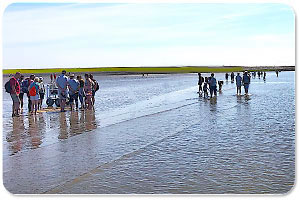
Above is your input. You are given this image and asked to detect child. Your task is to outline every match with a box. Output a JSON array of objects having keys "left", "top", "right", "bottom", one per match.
[
  {"left": 218, "top": 81, "right": 224, "bottom": 92},
  {"left": 203, "top": 81, "right": 209, "bottom": 98}
]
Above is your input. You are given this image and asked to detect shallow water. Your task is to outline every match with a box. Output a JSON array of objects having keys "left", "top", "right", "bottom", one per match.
[{"left": 2, "top": 72, "right": 295, "bottom": 194}]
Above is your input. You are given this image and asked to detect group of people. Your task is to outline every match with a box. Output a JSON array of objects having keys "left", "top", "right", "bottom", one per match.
[
  {"left": 6, "top": 69, "right": 276, "bottom": 117},
  {"left": 198, "top": 71, "right": 252, "bottom": 98},
  {"left": 55, "top": 70, "right": 99, "bottom": 112},
  {"left": 197, "top": 73, "right": 220, "bottom": 98},
  {"left": 6, "top": 70, "right": 99, "bottom": 117},
  {"left": 6, "top": 72, "right": 46, "bottom": 117}
]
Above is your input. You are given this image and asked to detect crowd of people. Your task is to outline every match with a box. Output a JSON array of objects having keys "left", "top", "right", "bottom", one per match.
[
  {"left": 5, "top": 70, "right": 99, "bottom": 117},
  {"left": 6, "top": 69, "right": 276, "bottom": 117},
  {"left": 197, "top": 71, "right": 253, "bottom": 98}
]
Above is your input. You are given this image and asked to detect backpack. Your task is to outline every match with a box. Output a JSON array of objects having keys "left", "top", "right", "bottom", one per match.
[
  {"left": 21, "top": 80, "right": 29, "bottom": 93},
  {"left": 29, "top": 85, "right": 37, "bottom": 96},
  {"left": 243, "top": 75, "right": 250, "bottom": 84},
  {"left": 5, "top": 80, "right": 12, "bottom": 93}
]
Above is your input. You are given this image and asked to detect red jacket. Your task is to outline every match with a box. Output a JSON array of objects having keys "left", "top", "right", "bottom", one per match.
[{"left": 10, "top": 77, "right": 20, "bottom": 95}]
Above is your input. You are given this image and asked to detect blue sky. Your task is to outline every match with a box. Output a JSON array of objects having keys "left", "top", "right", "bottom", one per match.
[{"left": 2, "top": 3, "right": 295, "bottom": 69}]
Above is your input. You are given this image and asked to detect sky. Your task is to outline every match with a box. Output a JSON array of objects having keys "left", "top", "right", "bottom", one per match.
[{"left": 2, "top": 3, "right": 295, "bottom": 69}]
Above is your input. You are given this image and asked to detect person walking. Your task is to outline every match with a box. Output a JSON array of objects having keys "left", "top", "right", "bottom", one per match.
[
  {"left": 263, "top": 72, "right": 266, "bottom": 80},
  {"left": 235, "top": 72, "right": 242, "bottom": 95},
  {"left": 68, "top": 74, "right": 79, "bottom": 111},
  {"left": 8, "top": 72, "right": 21, "bottom": 117},
  {"left": 77, "top": 75, "right": 85, "bottom": 109},
  {"left": 242, "top": 71, "right": 251, "bottom": 95},
  {"left": 197, "top": 73, "right": 204, "bottom": 94},
  {"left": 56, "top": 70, "right": 69, "bottom": 112},
  {"left": 209, "top": 73, "right": 217, "bottom": 98},
  {"left": 29, "top": 77, "right": 40, "bottom": 115},
  {"left": 38, "top": 77, "right": 45, "bottom": 109}
]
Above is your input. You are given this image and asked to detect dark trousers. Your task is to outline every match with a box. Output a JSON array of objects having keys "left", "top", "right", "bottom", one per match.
[
  {"left": 27, "top": 93, "right": 32, "bottom": 112},
  {"left": 69, "top": 93, "right": 79, "bottom": 108}
]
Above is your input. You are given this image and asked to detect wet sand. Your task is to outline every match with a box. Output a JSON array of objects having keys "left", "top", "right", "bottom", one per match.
[{"left": 2, "top": 72, "right": 295, "bottom": 194}]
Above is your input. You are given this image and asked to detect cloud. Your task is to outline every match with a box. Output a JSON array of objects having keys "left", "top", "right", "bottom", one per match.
[{"left": 2, "top": 3, "right": 295, "bottom": 68}]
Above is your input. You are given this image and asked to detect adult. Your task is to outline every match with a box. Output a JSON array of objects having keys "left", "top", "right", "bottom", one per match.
[
  {"left": 56, "top": 70, "right": 69, "bottom": 112},
  {"left": 38, "top": 77, "right": 45, "bottom": 109},
  {"left": 68, "top": 74, "right": 79, "bottom": 111},
  {"left": 263, "top": 72, "right": 266, "bottom": 80},
  {"left": 27, "top": 74, "right": 35, "bottom": 112},
  {"left": 225, "top": 73, "right": 229, "bottom": 81},
  {"left": 9, "top": 72, "right": 21, "bottom": 117},
  {"left": 89, "top": 74, "right": 99, "bottom": 106},
  {"left": 235, "top": 72, "right": 242, "bottom": 95},
  {"left": 242, "top": 71, "right": 251, "bottom": 95},
  {"left": 197, "top": 73, "right": 204, "bottom": 94},
  {"left": 18, "top": 75, "right": 25, "bottom": 111},
  {"left": 29, "top": 77, "right": 40, "bottom": 115},
  {"left": 276, "top": 70, "right": 279, "bottom": 77},
  {"left": 77, "top": 75, "right": 85, "bottom": 109},
  {"left": 231, "top": 72, "right": 235, "bottom": 82},
  {"left": 209, "top": 73, "right": 217, "bottom": 97},
  {"left": 84, "top": 73, "right": 94, "bottom": 110}
]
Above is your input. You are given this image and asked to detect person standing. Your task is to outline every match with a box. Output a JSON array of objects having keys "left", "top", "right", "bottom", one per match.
[
  {"left": 84, "top": 73, "right": 94, "bottom": 110},
  {"left": 235, "top": 72, "right": 242, "bottom": 95},
  {"left": 203, "top": 81, "right": 209, "bottom": 99},
  {"left": 263, "top": 72, "right": 266, "bottom": 80},
  {"left": 68, "top": 74, "right": 79, "bottom": 111},
  {"left": 218, "top": 81, "right": 224, "bottom": 92},
  {"left": 18, "top": 75, "right": 25, "bottom": 112},
  {"left": 209, "top": 73, "right": 217, "bottom": 98},
  {"left": 27, "top": 74, "right": 35, "bottom": 112},
  {"left": 276, "top": 70, "right": 279, "bottom": 77},
  {"left": 77, "top": 75, "right": 85, "bottom": 109},
  {"left": 56, "top": 70, "right": 69, "bottom": 112},
  {"left": 9, "top": 72, "right": 21, "bottom": 117},
  {"left": 230, "top": 72, "right": 235, "bottom": 82},
  {"left": 38, "top": 77, "right": 45, "bottom": 109},
  {"left": 29, "top": 77, "right": 40, "bottom": 115},
  {"left": 242, "top": 71, "right": 251, "bottom": 95},
  {"left": 197, "top": 73, "right": 204, "bottom": 94},
  {"left": 225, "top": 73, "right": 229, "bottom": 81},
  {"left": 89, "top": 74, "right": 99, "bottom": 107}
]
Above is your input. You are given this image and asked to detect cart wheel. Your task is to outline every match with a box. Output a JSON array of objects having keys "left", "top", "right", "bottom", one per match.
[
  {"left": 55, "top": 99, "right": 60, "bottom": 107},
  {"left": 46, "top": 98, "right": 54, "bottom": 107}
]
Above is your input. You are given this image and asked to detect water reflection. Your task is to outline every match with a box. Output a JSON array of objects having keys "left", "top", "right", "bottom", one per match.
[
  {"left": 28, "top": 115, "right": 42, "bottom": 149},
  {"left": 58, "top": 111, "right": 98, "bottom": 140},
  {"left": 6, "top": 114, "right": 45, "bottom": 155},
  {"left": 209, "top": 97, "right": 217, "bottom": 112},
  {"left": 5, "top": 110, "right": 98, "bottom": 155},
  {"left": 6, "top": 116, "right": 25, "bottom": 155},
  {"left": 58, "top": 112, "right": 68, "bottom": 139}
]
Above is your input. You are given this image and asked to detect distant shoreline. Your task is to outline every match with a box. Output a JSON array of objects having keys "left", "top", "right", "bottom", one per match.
[{"left": 2, "top": 66, "right": 295, "bottom": 76}]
